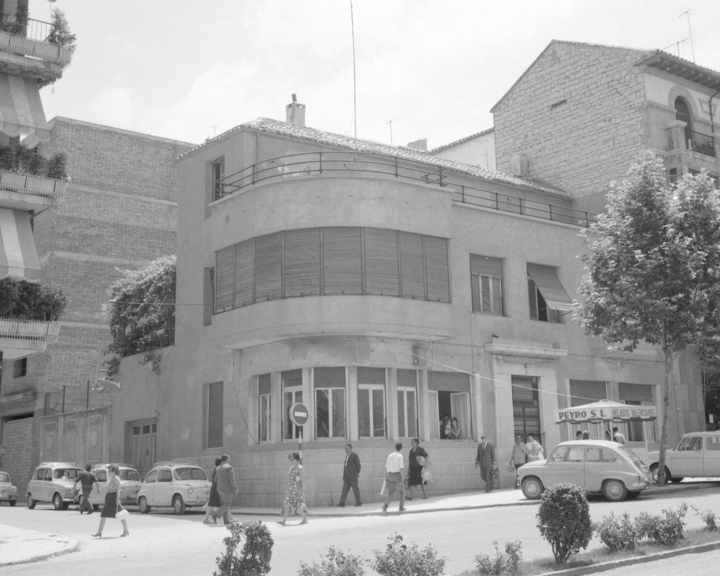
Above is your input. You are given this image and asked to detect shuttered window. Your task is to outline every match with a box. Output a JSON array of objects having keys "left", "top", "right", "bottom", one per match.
[
  {"left": 215, "top": 246, "right": 235, "bottom": 313},
  {"left": 234, "top": 239, "right": 255, "bottom": 307},
  {"left": 399, "top": 232, "right": 425, "bottom": 299},
  {"left": 284, "top": 228, "right": 321, "bottom": 297},
  {"left": 364, "top": 228, "right": 400, "bottom": 296},
  {"left": 255, "top": 233, "right": 283, "bottom": 301},
  {"left": 424, "top": 236, "right": 450, "bottom": 302},
  {"left": 207, "top": 382, "right": 224, "bottom": 448},
  {"left": 203, "top": 267, "right": 214, "bottom": 326},
  {"left": 323, "top": 227, "right": 363, "bottom": 295}
]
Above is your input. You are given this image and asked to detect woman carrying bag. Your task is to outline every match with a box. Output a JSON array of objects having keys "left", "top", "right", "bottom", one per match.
[{"left": 91, "top": 463, "right": 129, "bottom": 538}]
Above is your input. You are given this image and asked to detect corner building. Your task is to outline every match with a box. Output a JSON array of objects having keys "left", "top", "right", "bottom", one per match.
[{"left": 113, "top": 105, "right": 691, "bottom": 506}]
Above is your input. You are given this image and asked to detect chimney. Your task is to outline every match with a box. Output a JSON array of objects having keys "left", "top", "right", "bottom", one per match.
[
  {"left": 508, "top": 153, "right": 529, "bottom": 177},
  {"left": 286, "top": 94, "right": 306, "bottom": 126},
  {"left": 406, "top": 138, "right": 427, "bottom": 151}
]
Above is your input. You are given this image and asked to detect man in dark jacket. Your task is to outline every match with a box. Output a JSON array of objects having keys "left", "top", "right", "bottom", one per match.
[
  {"left": 212, "top": 454, "right": 239, "bottom": 525},
  {"left": 475, "top": 433, "right": 497, "bottom": 493},
  {"left": 338, "top": 443, "right": 362, "bottom": 507},
  {"left": 75, "top": 464, "right": 99, "bottom": 514}
]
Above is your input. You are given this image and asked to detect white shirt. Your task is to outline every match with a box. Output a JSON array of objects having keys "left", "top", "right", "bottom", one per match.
[{"left": 385, "top": 451, "right": 404, "bottom": 473}]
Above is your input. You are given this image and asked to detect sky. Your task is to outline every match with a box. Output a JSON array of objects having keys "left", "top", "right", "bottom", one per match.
[{"left": 37, "top": 0, "right": 720, "bottom": 150}]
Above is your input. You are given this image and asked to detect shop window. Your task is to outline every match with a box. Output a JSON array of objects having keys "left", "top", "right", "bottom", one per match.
[
  {"left": 470, "top": 255, "right": 503, "bottom": 315},
  {"left": 357, "top": 368, "right": 386, "bottom": 438},
  {"left": 282, "top": 370, "right": 303, "bottom": 440},
  {"left": 619, "top": 382, "right": 656, "bottom": 442},
  {"left": 258, "top": 374, "right": 271, "bottom": 443},
  {"left": 397, "top": 369, "right": 418, "bottom": 438},
  {"left": 205, "top": 382, "right": 224, "bottom": 449},
  {"left": 512, "top": 375, "right": 541, "bottom": 439},
  {"left": 427, "top": 371, "right": 471, "bottom": 440},
  {"left": 314, "top": 368, "right": 346, "bottom": 439},
  {"left": 527, "top": 264, "right": 572, "bottom": 323}
]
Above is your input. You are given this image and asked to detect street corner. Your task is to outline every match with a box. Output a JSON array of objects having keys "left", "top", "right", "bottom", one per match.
[{"left": 0, "top": 524, "right": 79, "bottom": 567}]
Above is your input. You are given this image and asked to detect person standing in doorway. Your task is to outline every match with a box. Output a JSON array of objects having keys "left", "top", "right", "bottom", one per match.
[
  {"left": 475, "top": 433, "right": 496, "bottom": 493},
  {"left": 509, "top": 435, "right": 527, "bottom": 489},
  {"left": 407, "top": 438, "right": 429, "bottom": 500},
  {"left": 382, "top": 443, "right": 405, "bottom": 515},
  {"left": 526, "top": 435, "right": 544, "bottom": 462},
  {"left": 338, "top": 444, "right": 362, "bottom": 507},
  {"left": 76, "top": 464, "right": 98, "bottom": 514},
  {"left": 212, "top": 454, "right": 239, "bottom": 525},
  {"left": 613, "top": 426, "right": 627, "bottom": 445}
]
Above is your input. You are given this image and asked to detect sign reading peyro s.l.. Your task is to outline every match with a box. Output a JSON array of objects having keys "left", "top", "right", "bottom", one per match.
[{"left": 555, "top": 405, "right": 657, "bottom": 423}]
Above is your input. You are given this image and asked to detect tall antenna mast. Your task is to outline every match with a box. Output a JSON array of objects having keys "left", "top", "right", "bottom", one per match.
[
  {"left": 350, "top": 0, "right": 357, "bottom": 147},
  {"left": 679, "top": 9, "right": 695, "bottom": 62},
  {"left": 387, "top": 119, "right": 393, "bottom": 145}
]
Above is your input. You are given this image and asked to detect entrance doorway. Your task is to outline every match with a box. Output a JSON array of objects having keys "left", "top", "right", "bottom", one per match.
[{"left": 130, "top": 420, "right": 157, "bottom": 476}]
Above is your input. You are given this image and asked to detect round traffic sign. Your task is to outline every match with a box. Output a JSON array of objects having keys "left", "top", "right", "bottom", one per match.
[{"left": 289, "top": 402, "right": 309, "bottom": 427}]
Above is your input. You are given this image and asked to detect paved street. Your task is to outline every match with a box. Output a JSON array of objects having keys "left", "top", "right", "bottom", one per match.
[{"left": 3, "top": 486, "right": 720, "bottom": 575}]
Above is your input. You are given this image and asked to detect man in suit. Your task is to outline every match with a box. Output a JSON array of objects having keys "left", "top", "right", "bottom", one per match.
[
  {"left": 212, "top": 454, "right": 239, "bottom": 525},
  {"left": 475, "top": 433, "right": 497, "bottom": 493},
  {"left": 338, "top": 443, "right": 362, "bottom": 507}
]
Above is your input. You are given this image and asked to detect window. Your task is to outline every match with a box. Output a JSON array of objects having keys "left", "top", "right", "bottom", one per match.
[
  {"left": 211, "top": 158, "right": 225, "bottom": 201},
  {"left": 314, "top": 367, "right": 346, "bottom": 439},
  {"left": 357, "top": 368, "right": 386, "bottom": 438},
  {"left": 512, "top": 375, "right": 541, "bottom": 439},
  {"left": 619, "top": 383, "right": 656, "bottom": 442},
  {"left": 36, "top": 468, "right": 46, "bottom": 480},
  {"left": 145, "top": 470, "right": 158, "bottom": 483},
  {"left": 282, "top": 370, "right": 303, "bottom": 440},
  {"left": 586, "top": 448, "right": 618, "bottom": 463},
  {"left": 565, "top": 447, "right": 584, "bottom": 462},
  {"left": 397, "top": 369, "right": 418, "bottom": 438},
  {"left": 707, "top": 437, "right": 720, "bottom": 451},
  {"left": 527, "top": 264, "right": 572, "bottom": 323},
  {"left": 158, "top": 469, "right": 172, "bottom": 482},
  {"left": 470, "top": 255, "right": 503, "bottom": 315},
  {"left": 675, "top": 98, "right": 693, "bottom": 148},
  {"left": 215, "top": 246, "right": 235, "bottom": 313},
  {"left": 205, "top": 382, "right": 224, "bottom": 449},
  {"left": 96, "top": 470, "right": 107, "bottom": 482},
  {"left": 13, "top": 358, "right": 27, "bottom": 378},
  {"left": 203, "top": 267, "right": 214, "bottom": 326},
  {"left": 258, "top": 374, "right": 271, "bottom": 443},
  {"left": 428, "top": 371, "right": 471, "bottom": 440}
]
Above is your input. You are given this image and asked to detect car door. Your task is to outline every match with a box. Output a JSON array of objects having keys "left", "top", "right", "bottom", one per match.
[
  {"left": 155, "top": 468, "right": 174, "bottom": 505},
  {"left": 542, "top": 446, "right": 584, "bottom": 489},
  {"left": 703, "top": 436, "right": 720, "bottom": 477},
  {"left": 32, "top": 468, "right": 47, "bottom": 501},
  {"left": 671, "top": 436, "right": 703, "bottom": 477},
  {"left": 584, "top": 447, "right": 620, "bottom": 491},
  {"left": 42, "top": 468, "right": 53, "bottom": 501},
  {"left": 142, "top": 469, "right": 158, "bottom": 505}
]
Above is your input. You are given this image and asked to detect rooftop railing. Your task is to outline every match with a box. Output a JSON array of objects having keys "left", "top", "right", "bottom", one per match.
[
  {"left": 0, "top": 169, "right": 67, "bottom": 199},
  {"left": 214, "top": 151, "right": 597, "bottom": 227},
  {"left": 0, "top": 317, "right": 59, "bottom": 341},
  {"left": 0, "top": 18, "right": 73, "bottom": 66}
]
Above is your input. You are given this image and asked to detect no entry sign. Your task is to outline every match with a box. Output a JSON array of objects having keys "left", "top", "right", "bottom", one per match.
[{"left": 289, "top": 402, "right": 309, "bottom": 427}]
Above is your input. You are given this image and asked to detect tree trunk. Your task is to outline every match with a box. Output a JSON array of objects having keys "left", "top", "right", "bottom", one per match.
[{"left": 657, "top": 345, "right": 674, "bottom": 486}]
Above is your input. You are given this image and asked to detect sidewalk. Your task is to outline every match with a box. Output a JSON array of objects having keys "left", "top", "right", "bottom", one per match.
[{"left": 2, "top": 480, "right": 715, "bottom": 567}]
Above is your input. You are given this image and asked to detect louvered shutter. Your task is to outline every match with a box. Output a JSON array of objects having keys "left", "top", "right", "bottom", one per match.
[
  {"left": 527, "top": 263, "right": 572, "bottom": 310},
  {"left": 424, "top": 236, "right": 450, "bottom": 302},
  {"left": 364, "top": 228, "right": 400, "bottom": 296},
  {"left": 284, "top": 228, "right": 321, "bottom": 297},
  {"left": 203, "top": 267, "right": 214, "bottom": 326},
  {"left": 323, "top": 227, "right": 363, "bottom": 295},
  {"left": 207, "top": 382, "right": 224, "bottom": 448},
  {"left": 255, "top": 233, "right": 283, "bottom": 301},
  {"left": 234, "top": 238, "right": 255, "bottom": 307},
  {"left": 215, "top": 246, "right": 235, "bottom": 313},
  {"left": 399, "top": 232, "right": 425, "bottom": 299}
]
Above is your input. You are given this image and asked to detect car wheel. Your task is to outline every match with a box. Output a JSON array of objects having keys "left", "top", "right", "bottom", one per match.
[
  {"left": 603, "top": 479, "right": 628, "bottom": 502},
  {"left": 173, "top": 495, "right": 186, "bottom": 515},
  {"left": 27, "top": 494, "right": 36, "bottom": 509},
  {"left": 10, "top": 500, "right": 16, "bottom": 507},
  {"left": 521, "top": 477, "right": 544, "bottom": 500},
  {"left": 668, "top": 475, "right": 684, "bottom": 484},
  {"left": 138, "top": 496, "right": 150, "bottom": 514},
  {"left": 52, "top": 492, "right": 64, "bottom": 510}
]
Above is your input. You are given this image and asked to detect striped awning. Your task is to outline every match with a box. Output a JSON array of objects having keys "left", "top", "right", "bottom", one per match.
[
  {"left": 0, "top": 73, "right": 50, "bottom": 142},
  {"left": 0, "top": 208, "right": 41, "bottom": 282}
]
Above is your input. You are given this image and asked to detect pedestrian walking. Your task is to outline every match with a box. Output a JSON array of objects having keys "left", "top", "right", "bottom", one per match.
[
  {"left": 526, "top": 435, "right": 544, "bottom": 461},
  {"left": 406, "top": 438, "right": 429, "bottom": 500},
  {"left": 75, "top": 464, "right": 99, "bottom": 514},
  {"left": 475, "top": 433, "right": 497, "bottom": 493},
  {"left": 382, "top": 443, "right": 406, "bottom": 515},
  {"left": 91, "top": 464, "right": 128, "bottom": 538},
  {"left": 612, "top": 426, "right": 627, "bottom": 445},
  {"left": 338, "top": 444, "right": 362, "bottom": 507},
  {"left": 203, "top": 458, "right": 222, "bottom": 524},
  {"left": 278, "top": 452, "right": 308, "bottom": 525},
  {"left": 509, "top": 435, "right": 527, "bottom": 489},
  {"left": 212, "top": 454, "right": 239, "bottom": 525}
]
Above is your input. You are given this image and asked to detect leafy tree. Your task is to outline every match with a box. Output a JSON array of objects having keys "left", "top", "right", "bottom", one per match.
[
  {"left": 0, "top": 278, "right": 66, "bottom": 320},
  {"left": 574, "top": 152, "right": 720, "bottom": 484},
  {"left": 104, "top": 255, "right": 175, "bottom": 371},
  {"left": 48, "top": 8, "right": 76, "bottom": 47}
]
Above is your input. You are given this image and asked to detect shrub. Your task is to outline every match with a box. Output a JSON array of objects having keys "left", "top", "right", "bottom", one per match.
[
  {"left": 635, "top": 504, "right": 687, "bottom": 546},
  {"left": 594, "top": 513, "right": 638, "bottom": 552},
  {"left": 475, "top": 540, "right": 522, "bottom": 575},
  {"left": 214, "top": 521, "right": 274, "bottom": 576},
  {"left": 297, "top": 546, "right": 366, "bottom": 576},
  {"left": 690, "top": 505, "right": 717, "bottom": 531},
  {"left": 536, "top": 483, "right": 593, "bottom": 564},
  {"left": 0, "top": 279, "right": 66, "bottom": 321},
  {"left": 372, "top": 534, "right": 445, "bottom": 576}
]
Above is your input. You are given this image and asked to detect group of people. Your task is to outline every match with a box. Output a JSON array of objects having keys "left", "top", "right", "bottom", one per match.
[
  {"left": 203, "top": 454, "right": 240, "bottom": 526},
  {"left": 573, "top": 426, "right": 627, "bottom": 445},
  {"left": 440, "top": 415, "right": 462, "bottom": 439},
  {"left": 507, "top": 434, "right": 545, "bottom": 489}
]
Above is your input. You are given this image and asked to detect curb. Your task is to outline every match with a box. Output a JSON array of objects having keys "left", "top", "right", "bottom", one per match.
[
  {"left": 0, "top": 536, "right": 79, "bottom": 568},
  {"left": 538, "top": 540, "right": 720, "bottom": 575}
]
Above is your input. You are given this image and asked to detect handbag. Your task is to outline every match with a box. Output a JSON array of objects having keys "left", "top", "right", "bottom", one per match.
[
  {"left": 117, "top": 507, "right": 129, "bottom": 518},
  {"left": 380, "top": 480, "right": 387, "bottom": 496}
]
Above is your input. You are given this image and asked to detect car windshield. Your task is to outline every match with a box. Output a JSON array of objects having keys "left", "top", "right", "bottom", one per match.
[
  {"left": 0, "top": 472, "right": 9, "bottom": 483},
  {"left": 118, "top": 469, "right": 140, "bottom": 481},
  {"left": 173, "top": 467, "right": 207, "bottom": 481},
  {"left": 54, "top": 469, "right": 81, "bottom": 480}
]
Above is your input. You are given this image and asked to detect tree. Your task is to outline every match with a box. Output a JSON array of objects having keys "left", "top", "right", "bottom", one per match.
[
  {"left": 0, "top": 278, "right": 66, "bottom": 320},
  {"left": 574, "top": 152, "right": 720, "bottom": 485},
  {"left": 104, "top": 255, "right": 175, "bottom": 372}
]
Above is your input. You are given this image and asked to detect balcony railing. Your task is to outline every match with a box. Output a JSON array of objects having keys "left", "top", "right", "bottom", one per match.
[
  {"left": 667, "top": 127, "right": 716, "bottom": 158},
  {"left": 0, "top": 169, "right": 67, "bottom": 199},
  {"left": 0, "top": 24, "right": 73, "bottom": 66},
  {"left": 215, "top": 151, "right": 597, "bottom": 228},
  {"left": 0, "top": 317, "right": 59, "bottom": 341},
  {"left": 25, "top": 18, "right": 52, "bottom": 43}
]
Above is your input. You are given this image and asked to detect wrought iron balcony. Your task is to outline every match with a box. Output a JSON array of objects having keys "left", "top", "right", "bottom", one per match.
[{"left": 667, "top": 126, "right": 716, "bottom": 158}]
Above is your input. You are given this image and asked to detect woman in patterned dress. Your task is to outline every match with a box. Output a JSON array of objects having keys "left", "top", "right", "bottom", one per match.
[
  {"left": 91, "top": 464, "right": 129, "bottom": 538},
  {"left": 277, "top": 452, "right": 307, "bottom": 526}
]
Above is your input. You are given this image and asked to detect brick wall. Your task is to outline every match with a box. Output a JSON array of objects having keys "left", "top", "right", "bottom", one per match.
[
  {"left": 1, "top": 416, "right": 35, "bottom": 498},
  {"left": 493, "top": 41, "right": 648, "bottom": 200}
]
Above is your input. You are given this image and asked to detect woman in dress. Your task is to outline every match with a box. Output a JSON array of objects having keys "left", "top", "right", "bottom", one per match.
[
  {"left": 277, "top": 452, "right": 307, "bottom": 526},
  {"left": 449, "top": 417, "right": 461, "bottom": 440},
  {"left": 91, "top": 464, "right": 129, "bottom": 538},
  {"left": 526, "top": 434, "right": 544, "bottom": 462},
  {"left": 203, "top": 457, "right": 222, "bottom": 525},
  {"left": 406, "top": 438, "right": 429, "bottom": 500}
]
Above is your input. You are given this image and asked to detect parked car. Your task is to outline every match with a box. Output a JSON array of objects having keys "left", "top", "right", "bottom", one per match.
[
  {"left": 649, "top": 432, "right": 720, "bottom": 483},
  {"left": 0, "top": 471, "right": 18, "bottom": 506},
  {"left": 26, "top": 462, "right": 83, "bottom": 510},
  {"left": 518, "top": 440, "right": 651, "bottom": 502},
  {"left": 137, "top": 461, "right": 211, "bottom": 515},
  {"left": 74, "top": 463, "right": 143, "bottom": 510}
]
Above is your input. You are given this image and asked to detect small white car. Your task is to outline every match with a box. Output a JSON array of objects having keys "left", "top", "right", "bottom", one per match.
[
  {"left": 75, "top": 463, "right": 143, "bottom": 510},
  {"left": 649, "top": 432, "right": 720, "bottom": 483},
  {"left": 137, "top": 461, "right": 211, "bottom": 515},
  {"left": 27, "top": 462, "right": 83, "bottom": 510},
  {"left": 0, "top": 471, "right": 18, "bottom": 506}
]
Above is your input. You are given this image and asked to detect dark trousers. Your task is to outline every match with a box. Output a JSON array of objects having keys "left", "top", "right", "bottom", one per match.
[
  {"left": 480, "top": 467, "right": 494, "bottom": 492},
  {"left": 340, "top": 476, "right": 361, "bottom": 505},
  {"left": 80, "top": 487, "right": 94, "bottom": 513},
  {"left": 213, "top": 491, "right": 234, "bottom": 524}
]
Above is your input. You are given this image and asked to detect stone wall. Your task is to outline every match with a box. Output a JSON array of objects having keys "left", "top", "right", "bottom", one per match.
[{"left": 1, "top": 416, "right": 34, "bottom": 498}]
